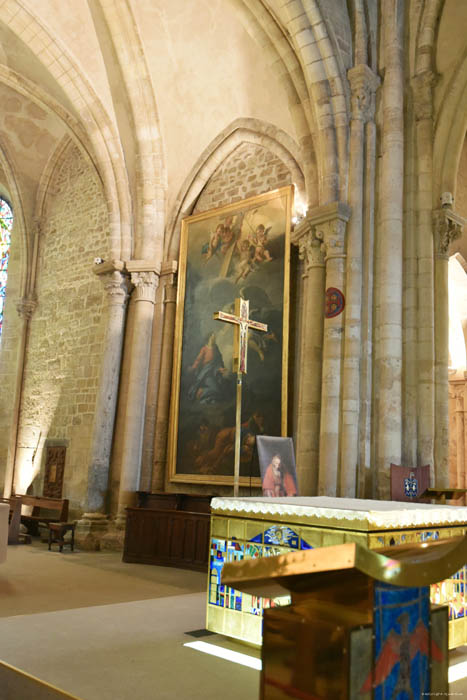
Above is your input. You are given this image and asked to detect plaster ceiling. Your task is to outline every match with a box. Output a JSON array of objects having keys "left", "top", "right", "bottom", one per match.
[
  {"left": 133, "top": 0, "right": 298, "bottom": 212},
  {"left": 0, "top": 20, "right": 75, "bottom": 117},
  {"left": 436, "top": 0, "right": 467, "bottom": 78},
  {"left": 0, "top": 80, "right": 66, "bottom": 216}
]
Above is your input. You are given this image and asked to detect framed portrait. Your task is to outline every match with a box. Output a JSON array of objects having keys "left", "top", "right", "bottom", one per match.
[
  {"left": 168, "top": 186, "right": 293, "bottom": 485},
  {"left": 256, "top": 435, "right": 298, "bottom": 497}
]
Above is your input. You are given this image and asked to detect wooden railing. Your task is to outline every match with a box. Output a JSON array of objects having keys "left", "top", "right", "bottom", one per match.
[{"left": 0, "top": 660, "right": 82, "bottom": 700}]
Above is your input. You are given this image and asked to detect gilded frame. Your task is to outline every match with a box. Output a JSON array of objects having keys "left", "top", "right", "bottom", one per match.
[{"left": 168, "top": 185, "right": 293, "bottom": 485}]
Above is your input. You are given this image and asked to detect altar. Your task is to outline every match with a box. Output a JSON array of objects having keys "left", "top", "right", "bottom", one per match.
[{"left": 207, "top": 496, "right": 467, "bottom": 647}]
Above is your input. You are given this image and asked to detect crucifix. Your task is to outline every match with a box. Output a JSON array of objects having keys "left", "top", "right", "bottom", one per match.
[{"left": 213, "top": 298, "right": 267, "bottom": 496}]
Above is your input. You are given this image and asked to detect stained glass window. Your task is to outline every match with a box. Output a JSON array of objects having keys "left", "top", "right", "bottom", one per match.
[{"left": 0, "top": 198, "right": 13, "bottom": 338}]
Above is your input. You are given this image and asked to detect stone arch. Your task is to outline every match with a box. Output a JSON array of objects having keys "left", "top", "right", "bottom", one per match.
[
  {"left": 0, "top": 4, "right": 131, "bottom": 260},
  {"left": 228, "top": 0, "right": 346, "bottom": 205},
  {"left": 88, "top": 0, "right": 166, "bottom": 262},
  {"left": 433, "top": 50, "right": 467, "bottom": 203},
  {"left": 0, "top": 135, "right": 28, "bottom": 299},
  {"left": 165, "top": 119, "right": 308, "bottom": 260}
]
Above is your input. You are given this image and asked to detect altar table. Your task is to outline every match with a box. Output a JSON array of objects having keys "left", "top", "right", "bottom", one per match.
[{"left": 207, "top": 496, "right": 467, "bottom": 647}]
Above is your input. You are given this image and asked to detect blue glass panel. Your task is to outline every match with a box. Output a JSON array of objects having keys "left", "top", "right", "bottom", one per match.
[
  {"left": 372, "top": 583, "right": 430, "bottom": 699},
  {"left": 0, "top": 199, "right": 13, "bottom": 337}
]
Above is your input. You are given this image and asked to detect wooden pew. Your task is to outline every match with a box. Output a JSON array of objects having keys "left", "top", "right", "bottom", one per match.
[{"left": 18, "top": 495, "right": 69, "bottom": 536}]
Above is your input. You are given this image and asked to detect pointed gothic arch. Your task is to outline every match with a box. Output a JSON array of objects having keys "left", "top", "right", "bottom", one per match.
[{"left": 165, "top": 118, "right": 308, "bottom": 260}]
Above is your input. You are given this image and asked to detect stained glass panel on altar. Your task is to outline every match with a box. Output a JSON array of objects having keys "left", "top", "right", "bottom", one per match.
[{"left": 0, "top": 199, "right": 13, "bottom": 338}]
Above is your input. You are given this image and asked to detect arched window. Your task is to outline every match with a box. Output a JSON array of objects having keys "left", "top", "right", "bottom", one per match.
[{"left": 0, "top": 198, "right": 13, "bottom": 338}]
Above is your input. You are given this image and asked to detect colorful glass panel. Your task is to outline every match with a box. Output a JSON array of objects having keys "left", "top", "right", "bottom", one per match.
[
  {"left": 372, "top": 584, "right": 431, "bottom": 699},
  {"left": 0, "top": 199, "right": 13, "bottom": 338},
  {"left": 208, "top": 524, "right": 312, "bottom": 618}
]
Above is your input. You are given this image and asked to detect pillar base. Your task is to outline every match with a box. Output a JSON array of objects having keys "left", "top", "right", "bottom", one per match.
[
  {"left": 75, "top": 512, "right": 109, "bottom": 551},
  {"left": 98, "top": 514, "right": 127, "bottom": 552}
]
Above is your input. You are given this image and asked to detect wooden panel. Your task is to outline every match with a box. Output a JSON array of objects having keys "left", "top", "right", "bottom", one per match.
[
  {"left": 123, "top": 507, "right": 210, "bottom": 571},
  {"left": 43, "top": 447, "right": 66, "bottom": 499}
]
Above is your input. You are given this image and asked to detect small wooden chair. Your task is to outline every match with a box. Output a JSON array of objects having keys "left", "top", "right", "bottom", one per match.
[{"left": 48, "top": 522, "right": 76, "bottom": 552}]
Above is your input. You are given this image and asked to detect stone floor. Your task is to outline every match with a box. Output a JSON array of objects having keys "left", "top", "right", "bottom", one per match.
[{"left": 0, "top": 542, "right": 466, "bottom": 698}]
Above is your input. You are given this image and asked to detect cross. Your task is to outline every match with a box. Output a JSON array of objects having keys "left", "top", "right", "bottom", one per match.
[{"left": 213, "top": 298, "right": 267, "bottom": 495}]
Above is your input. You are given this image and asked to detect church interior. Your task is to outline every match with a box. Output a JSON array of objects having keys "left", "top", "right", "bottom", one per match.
[{"left": 0, "top": 0, "right": 467, "bottom": 698}]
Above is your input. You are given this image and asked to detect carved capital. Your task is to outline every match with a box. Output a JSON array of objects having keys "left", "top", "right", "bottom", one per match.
[
  {"left": 101, "top": 270, "right": 131, "bottom": 307},
  {"left": 411, "top": 71, "right": 436, "bottom": 122},
  {"left": 301, "top": 201, "right": 350, "bottom": 262},
  {"left": 348, "top": 64, "right": 380, "bottom": 123},
  {"left": 292, "top": 202, "right": 350, "bottom": 268},
  {"left": 320, "top": 217, "right": 348, "bottom": 260},
  {"left": 292, "top": 218, "right": 325, "bottom": 274},
  {"left": 16, "top": 297, "right": 37, "bottom": 320},
  {"left": 433, "top": 208, "right": 464, "bottom": 259},
  {"left": 160, "top": 260, "right": 178, "bottom": 287},
  {"left": 130, "top": 270, "right": 159, "bottom": 302}
]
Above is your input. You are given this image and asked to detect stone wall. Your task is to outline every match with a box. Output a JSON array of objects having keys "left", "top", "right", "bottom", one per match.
[
  {"left": 193, "top": 142, "right": 292, "bottom": 214},
  {"left": 15, "top": 143, "right": 109, "bottom": 513}
]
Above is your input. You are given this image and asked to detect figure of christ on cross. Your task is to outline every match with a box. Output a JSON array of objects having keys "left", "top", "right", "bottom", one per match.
[{"left": 213, "top": 297, "right": 267, "bottom": 495}]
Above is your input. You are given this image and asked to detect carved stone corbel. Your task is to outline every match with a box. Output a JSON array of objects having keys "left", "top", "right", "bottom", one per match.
[
  {"left": 433, "top": 208, "right": 464, "bottom": 259},
  {"left": 16, "top": 297, "right": 37, "bottom": 321},
  {"left": 348, "top": 64, "right": 380, "bottom": 123}
]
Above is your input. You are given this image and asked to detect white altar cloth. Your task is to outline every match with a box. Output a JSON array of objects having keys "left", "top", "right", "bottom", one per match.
[{"left": 210, "top": 496, "right": 467, "bottom": 530}]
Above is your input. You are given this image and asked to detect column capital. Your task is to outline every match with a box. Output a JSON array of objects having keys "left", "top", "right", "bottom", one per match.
[
  {"left": 411, "top": 70, "right": 436, "bottom": 122},
  {"left": 126, "top": 260, "right": 161, "bottom": 303},
  {"left": 129, "top": 270, "right": 159, "bottom": 303},
  {"left": 93, "top": 260, "right": 130, "bottom": 306},
  {"left": 433, "top": 207, "right": 464, "bottom": 259},
  {"left": 292, "top": 202, "right": 350, "bottom": 264},
  {"left": 292, "top": 218, "right": 325, "bottom": 274},
  {"left": 102, "top": 270, "right": 131, "bottom": 307},
  {"left": 348, "top": 64, "right": 380, "bottom": 122},
  {"left": 16, "top": 297, "right": 37, "bottom": 320},
  {"left": 160, "top": 260, "right": 178, "bottom": 285}
]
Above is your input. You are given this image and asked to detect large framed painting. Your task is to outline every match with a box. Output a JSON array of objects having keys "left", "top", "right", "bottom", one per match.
[{"left": 168, "top": 185, "right": 293, "bottom": 485}]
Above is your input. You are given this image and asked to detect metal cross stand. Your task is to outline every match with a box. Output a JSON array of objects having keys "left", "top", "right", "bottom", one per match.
[{"left": 213, "top": 298, "right": 267, "bottom": 496}]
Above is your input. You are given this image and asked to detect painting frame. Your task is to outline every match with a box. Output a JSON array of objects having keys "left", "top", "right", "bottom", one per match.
[{"left": 168, "top": 185, "right": 293, "bottom": 486}]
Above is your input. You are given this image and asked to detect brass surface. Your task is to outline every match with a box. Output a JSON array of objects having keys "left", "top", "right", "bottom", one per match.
[
  {"left": 207, "top": 512, "right": 467, "bottom": 648},
  {"left": 168, "top": 186, "right": 293, "bottom": 485},
  {"left": 222, "top": 537, "right": 467, "bottom": 595}
]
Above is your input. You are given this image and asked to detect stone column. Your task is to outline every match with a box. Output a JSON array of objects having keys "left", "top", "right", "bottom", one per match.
[
  {"left": 358, "top": 75, "right": 379, "bottom": 498},
  {"left": 340, "top": 65, "right": 380, "bottom": 497},
  {"left": 376, "top": 0, "right": 405, "bottom": 498},
  {"left": 291, "top": 219, "right": 326, "bottom": 494},
  {"left": 140, "top": 262, "right": 177, "bottom": 491},
  {"left": 463, "top": 373, "right": 467, "bottom": 502},
  {"left": 412, "top": 70, "right": 436, "bottom": 472},
  {"left": 312, "top": 202, "right": 350, "bottom": 496},
  {"left": 433, "top": 208, "right": 463, "bottom": 487},
  {"left": 455, "top": 385, "right": 464, "bottom": 492},
  {"left": 115, "top": 262, "right": 159, "bottom": 521},
  {"left": 152, "top": 263, "right": 178, "bottom": 490},
  {"left": 77, "top": 262, "right": 130, "bottom": 547},
  {"left": 4, "top": 298, "right": 37, "bottom": 498}
]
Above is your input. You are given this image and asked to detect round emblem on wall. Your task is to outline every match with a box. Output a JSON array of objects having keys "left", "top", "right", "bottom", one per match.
[{"left": 325, "top": 287, "right": 345, "bottom": 318}]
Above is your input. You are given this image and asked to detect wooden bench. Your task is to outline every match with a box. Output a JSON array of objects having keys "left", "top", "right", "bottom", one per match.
[{"left": 18, "top": 495, "right": 69, "bottom": 536}]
